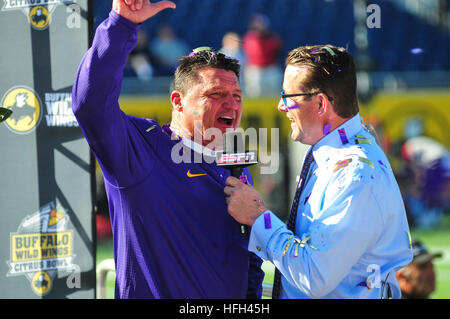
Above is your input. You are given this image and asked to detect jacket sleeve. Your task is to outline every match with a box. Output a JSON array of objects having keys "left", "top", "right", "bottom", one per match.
[
  {"left": 248, "top": 172, "right": 382, "bottom": 298},
  {"left": 246, "top": 251, "right": 264, "bottom": 299},
  {"left": 72, "top": 10, "right": 157, "bottom": 187}
]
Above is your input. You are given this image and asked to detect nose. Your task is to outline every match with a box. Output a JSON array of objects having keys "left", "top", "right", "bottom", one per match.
[
  {"left": 277, "top": 98, "right": 288, "bottom": 112},
  {"left": 223, "top": 93, "right": 241, "bottom": 111}
]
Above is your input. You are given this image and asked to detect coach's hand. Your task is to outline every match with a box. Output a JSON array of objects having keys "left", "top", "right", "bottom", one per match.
[
  {"left": 224, "top": 176, "right": 268, "bottom": 226},
  {"left": 113, "top": 0, "right": 176, "bottom": 24}
]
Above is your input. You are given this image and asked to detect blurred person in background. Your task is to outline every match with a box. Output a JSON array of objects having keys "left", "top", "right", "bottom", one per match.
[
  {"left": 220, "top": 31, "right": 246, "bottom": 66},
  {"left": 242, "top": 13, "right": 283, "bottom": 97},
  {"left": 396, "top": 240, "right": 442, "bottom": 299},
  {"left": 400, "top": 135, "right": 450, "bottom": 229},
  {"left": 220, "top": 31, "right": 246, "bottom": 90},
  {"left": 150, "top": 24, "right": 189, "bottom": 75},
  {"left": 125, "top": 29, "right": 154, "bottom": 80}
]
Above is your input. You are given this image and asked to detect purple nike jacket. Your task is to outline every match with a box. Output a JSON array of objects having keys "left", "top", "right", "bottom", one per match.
[{"left": 72, "top": 10, "right": 264, "bottom": 299}]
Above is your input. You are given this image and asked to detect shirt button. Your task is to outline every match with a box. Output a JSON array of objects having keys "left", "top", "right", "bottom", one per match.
[{"left": 256, "top": 246, "right": 262, "bottom": 251}]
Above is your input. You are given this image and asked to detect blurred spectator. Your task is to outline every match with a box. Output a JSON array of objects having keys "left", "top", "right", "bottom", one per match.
[
  {"left": 400, "top": 136, "right": 450, "bottom": 229},
  {"left": 242, "top": 13, "right": 283, "bottom": 97},
  {"left": 219, "top": 31, "right": 246, "bottom": 90},
  {"left": 149, "top": 24, "right": 189, "bottom": 76},
  {"left": 125, "top": 29, "right": 154, "bottom": 80},
  {"left": 396, "top": 240, "right": 442, "bottom": 299},
  {"left": 95, "top": 164, "right": 112, "bottom": 241},
  {"left": 219, "top": 31, "right": 246, "bottom": 66}
]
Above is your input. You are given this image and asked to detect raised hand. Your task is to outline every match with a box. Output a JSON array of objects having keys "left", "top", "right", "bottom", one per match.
[{"left": 113, "top": 0, "right": 176, "bottom": 24}]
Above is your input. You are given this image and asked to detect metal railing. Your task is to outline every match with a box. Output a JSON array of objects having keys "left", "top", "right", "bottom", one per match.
[
  {"left": 96, "top": 259, "right": 116, "bottom": 299},
  {"left": 96, "top": 258, "right": 273, "bottom": 299}
]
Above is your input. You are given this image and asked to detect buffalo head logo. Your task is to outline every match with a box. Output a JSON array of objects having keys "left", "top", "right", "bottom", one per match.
[
  {"left": 1, "top": 87, "right": 42, "bottom": 134},
  {"left": 7, "top": 93, "right": 36, "bottom": 125},
  {"left": 29, "top": 6, "right": 50, "bottom": 30}
]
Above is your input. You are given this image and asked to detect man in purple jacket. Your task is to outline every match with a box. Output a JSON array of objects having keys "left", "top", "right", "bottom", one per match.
[{"left": 72, "top": 0, "right": 264, "bottom": 298}]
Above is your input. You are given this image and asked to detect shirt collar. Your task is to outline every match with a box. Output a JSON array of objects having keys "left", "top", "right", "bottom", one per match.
[
  {"left": 162, "top": 124, "right": 217, "bottom": 160},
  {"left": 181, "top": 136, "right": 217, "bottom": 159},
  {"left": 312, "top": 113, "right": 363, "bottom": 166}
]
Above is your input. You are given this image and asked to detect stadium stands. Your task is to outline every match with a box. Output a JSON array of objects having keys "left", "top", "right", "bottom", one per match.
[
  {"left": 367, "top": 0, "right": 450, "bottom": 71},
  {"left": 93, "top": 0, "right": 450, "bottom": 72}
]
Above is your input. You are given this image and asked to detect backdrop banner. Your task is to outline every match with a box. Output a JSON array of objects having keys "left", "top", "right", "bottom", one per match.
[{"left": 0, "top": 0, "right": 96, "bottom": 298}]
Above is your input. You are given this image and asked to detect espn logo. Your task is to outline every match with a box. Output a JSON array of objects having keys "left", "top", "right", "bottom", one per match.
[{"left": 216, "top": 151, "right": 258, "bottom": 166}]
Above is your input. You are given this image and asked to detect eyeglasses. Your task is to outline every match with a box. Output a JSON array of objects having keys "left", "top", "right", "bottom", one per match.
[{"left": 280, "top": 90, "right": 334, "bottom": 108}]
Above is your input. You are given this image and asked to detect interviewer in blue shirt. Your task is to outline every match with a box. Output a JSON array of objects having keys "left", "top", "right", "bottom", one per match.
[{"left": 224, "top": 45, "right": 413, "bottom": 299}]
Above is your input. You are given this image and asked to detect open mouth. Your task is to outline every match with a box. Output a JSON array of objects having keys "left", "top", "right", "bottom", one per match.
[{"left": 217, "top": 115, "right": 234, "bottom": 126}]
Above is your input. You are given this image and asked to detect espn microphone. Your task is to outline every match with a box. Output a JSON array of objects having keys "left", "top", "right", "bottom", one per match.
[{"left": 216, "top": 131, "right": 258, "bottom": 237}]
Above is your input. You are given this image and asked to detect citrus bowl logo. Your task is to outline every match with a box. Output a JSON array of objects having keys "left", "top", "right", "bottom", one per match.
[
  {"left": 1, "top": 86, "right": 42, "bottom": 134},
  {"left": 7, "top": 201, "right": 77, "bottom": 297},
  {"left": 29, "top": 6, "right": 50, "bottom": 30}
]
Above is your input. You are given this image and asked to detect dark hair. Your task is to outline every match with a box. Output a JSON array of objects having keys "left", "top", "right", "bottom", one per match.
[
  {"left": 285, "top": 45, "right": 359, "bottom": 118},
  {"left": 173, "top": 48, "right": 240, "bottom": 94}
]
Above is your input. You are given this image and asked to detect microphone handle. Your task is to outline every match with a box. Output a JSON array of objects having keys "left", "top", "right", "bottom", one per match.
[{"left": 229, "top": 167, "right": 249, "bottom": 237}]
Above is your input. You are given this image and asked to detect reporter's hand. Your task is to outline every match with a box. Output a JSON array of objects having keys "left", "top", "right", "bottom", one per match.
[
  {"left": 224, "top": 176, "right": 268, "bottom": 226},
  {"left": 113, "top": 0, "right": 176, "bottom": 24}
]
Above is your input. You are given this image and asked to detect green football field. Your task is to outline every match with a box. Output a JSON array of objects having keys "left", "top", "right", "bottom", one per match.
[{"left": 96, "top": 214, "right": 450, "bottom": 299}]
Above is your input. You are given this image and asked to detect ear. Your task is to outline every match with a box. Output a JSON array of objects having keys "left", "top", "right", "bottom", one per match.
[
  {"left": 170, "top": 91, "right": 183, "bottom": 112},
  {"left": 395, "top": 270, "right": 405, "bottom": 282},
  {"left": 316, "top": 93, "right": 329, "bottom": 117},
  {"left": 396, "top": 270, "right": 411, "bottom": 293}
]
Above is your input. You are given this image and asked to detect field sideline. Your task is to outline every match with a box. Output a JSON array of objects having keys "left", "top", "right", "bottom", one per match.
[{"left": 96, "top": 214, "right": 450, "bottom": 299}]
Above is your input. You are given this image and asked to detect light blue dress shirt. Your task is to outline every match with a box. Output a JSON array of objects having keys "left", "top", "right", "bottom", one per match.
[{"left": 249, "top": 113, "right": 413, "bottom": 298}]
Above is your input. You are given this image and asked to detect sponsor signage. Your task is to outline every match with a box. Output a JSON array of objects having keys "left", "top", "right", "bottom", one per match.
[
  {"left": 0, "top": 0, "right": 95, "bottom": 298},
  {"left": 216, "top": 151, "right": 258, "bottom": 166}
]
